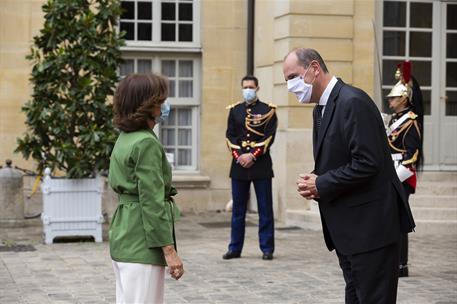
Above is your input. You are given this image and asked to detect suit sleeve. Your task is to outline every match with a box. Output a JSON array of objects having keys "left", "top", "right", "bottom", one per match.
[
  {"left": 132, "top": 138, "right": 174, "bottom": 248},
  {"left": 226, "top": 108, "right": 242, "bottom": 160},
  {"left": 316, "top": 96, "right": 385, "bottom": 202},
  {"left": 252, "top": 110, "right": 277, "bottom": 158}
]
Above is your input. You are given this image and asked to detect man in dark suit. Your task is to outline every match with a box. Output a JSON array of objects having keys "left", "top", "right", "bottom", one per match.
[
  {"left": 223, "top": 75, "right": 278, "bottom": 261},
  {"left": 283, "top": 48, "right": 415, "bottom": 303}
]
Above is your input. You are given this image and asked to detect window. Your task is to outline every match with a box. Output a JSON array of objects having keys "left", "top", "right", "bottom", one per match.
[
  {"left": 120, "top": 0, "right": 199, "bottom": 48},
  {"left": 119, "top": 1, "right": 201, "bottom": 171},
  {"left": 120, "top": 1, "right": 153, "bottom": 41},
  {"left": 119, "top": 55, "right": 200, "bottom": 171},
  {"left": 381, "top": 0, "right": 433, "bottom": 115},
  {"left": 161, "top": 107, "right": 197, "bottom": 169},
  {"left": 161, "top": 0, "right": 193, "bottom": 42},
  {"left": 161, "top": 59, "right": 194, "bottom": 98},
  {"left": 446, "top": 4, "right": 457, "bottom": 116}
]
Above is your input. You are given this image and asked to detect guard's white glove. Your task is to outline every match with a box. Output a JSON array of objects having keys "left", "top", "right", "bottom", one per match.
[{"left": 396, "top": 164, "right": 413, "bottom": 182}]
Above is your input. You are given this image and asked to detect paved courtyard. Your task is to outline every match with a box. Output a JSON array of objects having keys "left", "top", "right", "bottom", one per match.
[{"left": 1, "top": 211, "right": 456, "bottom": 304}]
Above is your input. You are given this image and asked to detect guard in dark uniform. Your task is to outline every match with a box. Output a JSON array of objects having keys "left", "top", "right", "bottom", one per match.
[
  {"left": 386, "top": 61, "right": 423, "bottom": 277},
  {"left": 223, "top": 75, "right": 278, "bottom": 260}
]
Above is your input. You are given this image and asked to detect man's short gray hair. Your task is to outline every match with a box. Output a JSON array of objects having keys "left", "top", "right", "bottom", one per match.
[{"left": 289, "top": 48, "right": 329, "bottom": 74}]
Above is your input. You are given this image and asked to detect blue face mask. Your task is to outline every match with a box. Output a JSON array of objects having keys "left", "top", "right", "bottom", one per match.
[
  {"left": 242, "top": 88, "right": 257, "bottom": 104},
  {"left": 154, "top": 100, "right": 171, "bottom": 124}
]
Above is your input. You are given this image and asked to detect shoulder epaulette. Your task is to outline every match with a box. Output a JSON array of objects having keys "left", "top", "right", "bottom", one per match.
[
  {"left": 225, "top": 101, "right": 243, "bottom": 110},
  {"left": 268, "top": 102, "right": 277, "bottom": 109},
  {"left": 407, "top": 111, "right": 417, "bottom": 120}
]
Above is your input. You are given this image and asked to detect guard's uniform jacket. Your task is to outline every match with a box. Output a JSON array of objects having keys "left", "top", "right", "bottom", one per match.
[
  {"left": 387, "top": 108, "right": 421, "bottom": 191},
  {"left": 226, "top": 100, "right": 277, "bottom": 180}
]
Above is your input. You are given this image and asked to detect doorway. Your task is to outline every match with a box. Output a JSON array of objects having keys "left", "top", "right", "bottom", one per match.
[{"left": 380, "top": 0, "right": 457, "bottom": 170}]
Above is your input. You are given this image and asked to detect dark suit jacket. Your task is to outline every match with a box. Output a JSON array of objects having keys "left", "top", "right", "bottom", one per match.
[{"left": 314, "top": 79, "right": 415, "bottom": 256}]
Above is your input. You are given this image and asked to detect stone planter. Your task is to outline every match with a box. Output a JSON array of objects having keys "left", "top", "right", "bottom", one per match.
[
  {"left": 41, "top": 168, "right": 104, "bottom": 244},
  {"left": 0, "top": 160, "right": 25, "bottom": 227}
]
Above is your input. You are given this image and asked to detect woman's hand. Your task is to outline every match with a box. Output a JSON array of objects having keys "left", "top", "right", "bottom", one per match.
[{"left": 162, "top": 245, "right": 184, "bottom": 280}]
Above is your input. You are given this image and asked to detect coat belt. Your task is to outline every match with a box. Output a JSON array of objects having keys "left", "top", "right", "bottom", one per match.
[
  {"left": 118, "top": 193, "right": 175, "bottom": 204},
  {"left": 118, "top": 193, "right": 139, "bottom": 203},
  {"left": 117, "top": 192, "right": 178, "bottom": 251}
]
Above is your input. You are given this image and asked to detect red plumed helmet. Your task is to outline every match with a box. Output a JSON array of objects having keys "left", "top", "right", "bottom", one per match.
[{"left": 402, "top": 61, "right": 411, "bottom": 84}]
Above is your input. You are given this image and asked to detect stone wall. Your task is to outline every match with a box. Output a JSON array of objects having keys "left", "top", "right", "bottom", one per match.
[
  {"left": 1, "top": 0, "right": 377, "bottom": 218},
  {"left": 0, "top": 0, "right": 45, "bottom": 169},
  {"left": 254, "top": 0, "right": 376, "bottom": 221},
  {"left": 197, "top": 0, "right": 248, "bottom": 211}
]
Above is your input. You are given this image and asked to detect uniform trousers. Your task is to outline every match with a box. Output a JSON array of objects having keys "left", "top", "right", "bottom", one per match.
[
  {"left": 112, "top": 260, "right": 165, "bottom": 304},
  {"left": 229, "top": 178, "right": 274, "bottom": 254}
]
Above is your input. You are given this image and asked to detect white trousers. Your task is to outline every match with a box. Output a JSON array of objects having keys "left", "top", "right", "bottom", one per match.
[{"left": 112, "top": 260, "right": 165, "bottom": 304}]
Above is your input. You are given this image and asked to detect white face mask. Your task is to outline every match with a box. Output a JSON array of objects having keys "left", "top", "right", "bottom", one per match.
[
  {"left": 287, "top": 66, "right": 314, "bottom": 104},
  {"left": 242, "top": 88, "right": 257, "bottom": 104}
]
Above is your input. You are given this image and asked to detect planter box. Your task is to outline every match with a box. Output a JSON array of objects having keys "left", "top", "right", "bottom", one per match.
[{"left": 41, "top": 169, "right": 104, "bottom": 244}]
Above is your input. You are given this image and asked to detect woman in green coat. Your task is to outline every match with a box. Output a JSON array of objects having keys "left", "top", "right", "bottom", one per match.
[{"left": 109, "top": 73, "right": 183, "bottom": 304}]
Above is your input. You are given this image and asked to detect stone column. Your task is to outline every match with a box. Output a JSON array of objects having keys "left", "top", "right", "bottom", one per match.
[{"left": 255, "top": 0, "right": 372, "bottom": 226}]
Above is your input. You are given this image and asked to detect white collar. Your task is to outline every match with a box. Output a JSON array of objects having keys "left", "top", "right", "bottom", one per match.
[{"left": 319, "top": 76, "right": 338, "bottom": 107}]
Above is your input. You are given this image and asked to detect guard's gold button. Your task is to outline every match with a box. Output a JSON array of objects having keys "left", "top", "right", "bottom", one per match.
[
  {"left": 247, "top": 134, "right": 250, "bottom": 137},
  {"left": 246, "top": 147, "right": 251, "bottom": 151}
]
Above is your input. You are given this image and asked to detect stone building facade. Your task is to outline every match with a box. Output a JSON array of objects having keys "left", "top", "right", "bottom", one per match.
[{"left": 1, "top": 0, "right": 455, "bottom": 223}]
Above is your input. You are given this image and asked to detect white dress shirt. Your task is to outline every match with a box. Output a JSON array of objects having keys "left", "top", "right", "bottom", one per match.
[
  {"left": 319, "top": 76, "right": 338, "bottom": 117},
  {"left": 314, "top": 76, "right": 338, "bottom": 194}
]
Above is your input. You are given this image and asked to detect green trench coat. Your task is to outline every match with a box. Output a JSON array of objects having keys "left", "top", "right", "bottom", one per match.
[{"left": 108, "top": 129, "right": 179, "bottom": 266}]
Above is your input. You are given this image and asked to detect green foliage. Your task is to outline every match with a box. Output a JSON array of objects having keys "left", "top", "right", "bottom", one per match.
[{"left": 16, "top": 0, "right": 124, "bottom": 178}]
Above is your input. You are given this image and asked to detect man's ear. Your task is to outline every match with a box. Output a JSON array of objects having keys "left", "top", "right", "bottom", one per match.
[
  {"left": 256, "top": 86, "right": 260, "bottom": 92},
  {"left": 312, "top": 62, "right": 320, "bottom": 77}
]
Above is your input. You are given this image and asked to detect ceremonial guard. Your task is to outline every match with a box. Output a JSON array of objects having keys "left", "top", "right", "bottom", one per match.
[
  {"left": 386, "top": 61, "right": 423, "bottom": 277},
  {"left": 223, "top": 75, "right": 278, "bottom": 260}
]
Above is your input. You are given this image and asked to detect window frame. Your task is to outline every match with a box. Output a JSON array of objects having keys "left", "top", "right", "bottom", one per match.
[
  {"left": 377, "top": 0, "right": 434, "bottom": 114},
  {"left": 119, "top": 0, "right": 201, "bottom": 51}
]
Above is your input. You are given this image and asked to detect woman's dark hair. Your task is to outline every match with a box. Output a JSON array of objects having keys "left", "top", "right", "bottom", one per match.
[{"left": 113, "top": 73, "right": 168, "bottom": 132}]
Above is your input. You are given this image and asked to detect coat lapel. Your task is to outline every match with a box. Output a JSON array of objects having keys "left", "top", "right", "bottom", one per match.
[{"left": 314, "top": 79, "right": 344, "bottom": 160}]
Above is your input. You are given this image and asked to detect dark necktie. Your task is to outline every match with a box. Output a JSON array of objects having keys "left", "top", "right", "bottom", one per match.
[{"left": 314, "top": 105, "right": 324, "bottom": 133}]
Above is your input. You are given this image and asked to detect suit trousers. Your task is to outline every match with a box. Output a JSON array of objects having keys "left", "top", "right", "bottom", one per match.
[
  {"left": 229, "top": 178, "right": 275, "bottom": 254},
  {"left": 112, "top": 260, "right": 165, "bottom": 304},
  {"left": 400, "top": 183, "right": 413, "bottom": 267},
  {"left": 336, "top": 242, "right": 399, "bottom": 304}
]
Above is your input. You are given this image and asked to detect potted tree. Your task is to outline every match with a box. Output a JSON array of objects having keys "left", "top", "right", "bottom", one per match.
[{"left": 16, "top": 0, "right": 124, "bottom": 244}]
